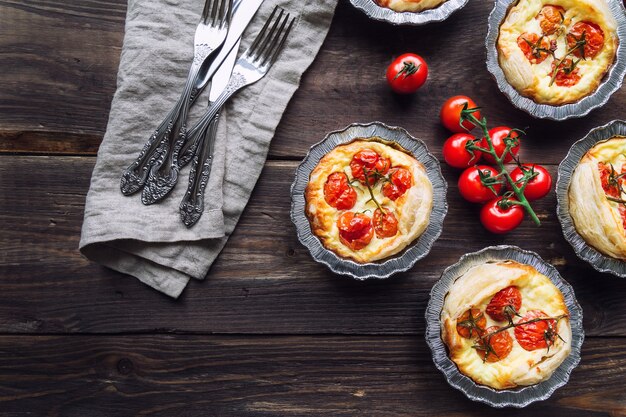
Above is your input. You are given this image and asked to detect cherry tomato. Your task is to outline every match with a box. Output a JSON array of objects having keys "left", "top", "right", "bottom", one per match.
[
  {"left": 480, "top": 198, "right": 524, "bottom": 234},
  {"left": 514, "top": 310, "right": 558, "bottom": 351},
  {"left": 350, "top": 149, "right": 390, "bottom": 185},
  {"left": 373, "top": 208, "right": 398, "bottom": 238},
  {"left": 486, "top": 286, "right": 522, "bottom": 322},
  {"left": 510, "top": 164, "right": 552, "bottom": 201},
  {"left": 517, "top": 32, "right": 551, "bottom": 64},
  {"left": 458, "top": 165, "right": 502, "bottom": 203},
  {"left": 551, "top": 58, "right": 581, "bottom": 87},
  {"left": 337, "top": 212, "right": 374, "bottom": 251},
  {"left": 456, "top": 308, "right": 487, "bottom": 339},
  {"left": 597, "top": 162, "right": 626, "bottom": 229},
  {"left": 567, "top": 21, "right": 605, "bottom": 59},
  {"left": 476, "top": 326, "right": 513, "bottom": 363},
  {"left": 440, "top": 95, "right": 481, "bottom": 133},
  {"left": 480, "top": 126, "right": 520, "bottom": 164},
  {"left": 385, "top": 53, "right": 428, "bottom": 94},
  {"left": 537, "top": 5, "right": 564, "bottom": 35},
  {"left": 382, "top": 168, "right": 413, "bottom": 201},
  {"left": 323, "top": 172, "right": 357, "bottom": 210},
  {"left": 442, "top": 133, "right": 482, "bottom": 169}
]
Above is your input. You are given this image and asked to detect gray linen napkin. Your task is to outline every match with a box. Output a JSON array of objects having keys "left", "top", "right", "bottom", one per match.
[{"left": 79, "top": 0, "right": 338, "bottom": 298}]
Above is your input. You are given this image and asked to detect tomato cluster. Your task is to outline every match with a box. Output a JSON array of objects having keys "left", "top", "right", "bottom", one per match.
[
  {"left": 456, "top": 285, "right": 563, "bottom": 363},
  {"left": 324, "top": 148, "right": 414, "bottom": 251},
  {"left": 440, "top": 96, "right": 552, "bottom": 234}
]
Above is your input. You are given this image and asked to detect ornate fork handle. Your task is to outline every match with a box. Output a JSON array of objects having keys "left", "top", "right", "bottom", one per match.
[{"left": 180, "top": 72, "right": 247, "bottom": 227}]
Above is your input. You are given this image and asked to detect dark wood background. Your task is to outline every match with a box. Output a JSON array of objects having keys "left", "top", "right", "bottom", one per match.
[{"left": 1, "top": 0, "right": 625, "bottom": 415}]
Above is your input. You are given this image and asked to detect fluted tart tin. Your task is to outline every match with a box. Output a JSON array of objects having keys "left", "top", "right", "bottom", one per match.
[
  {"left": 485, "top": 0, "right": 626, "bottom": 121},
  {"left": 556, "top": 120, "right": 626, "bottom": 278},
  {"left": 425, "top": 245, "right": 584, "bottom": 408},
  {"left": 349, "top": 0, "right": 469, "bottom": 26},
  {"left": 290, "top": 122, "right": 447, "bottom": 280}
]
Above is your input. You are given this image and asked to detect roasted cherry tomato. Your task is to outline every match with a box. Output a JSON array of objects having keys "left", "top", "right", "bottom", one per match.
[
  {"left": 458, "top": 165, "right": 502, "bottom": 204},
  {"left": 510, "top": 164, "right": 552, "bottom": 201},
  {"left": 514, "top": 310, "right": 559, "bottom": 351},
  {"left": 386, "top": 53, "right": 428, "bottom": 94},
  {"left": 486, "top": 286, "right": 523, "bottom": 322},
  {"left": 443, "top": 133, "right": 482, "bottom": 169},
  {"left": 323, "top": 172, "right": 357, "bottom": 210},
  {"left": 480, "top": 198, "right": 524, "bottom": 234},
  {"left": 480, "top": 126, "right": 520, "bottom": 164},
  {"left": 382, "top": 168, "right": 413, "bottom": 201},
  {"left": 350, "top": 149, "right": 390, "bottom": 185},
  {"left": 373, "top": 208, "right": 398, "bottom": 238},
  {"left": 337, "top": 212, "right": 374, "bottom": 251},
  {"left": 567, "top": 21, "right": 605, "bottom": 59},
  {"left": 440, "top": 95, "right": 481, "bottom": 133},
  {"left": 456, "top": 308, "right": 487, "bottom": 339},
  {"left": 551, "top": 58, "right": 581, "bottom": 87},
  {"left": 517, "top": 32, "right": 551, "bottom": 64},
  {"left": 476, "top": 326, "right": 514, "bottom": 363},
  {"left": 537, "top": 5, "right": 564, "bottom": 35},
  {"left": 597, "top": 162, "right": 626, "bottom": 229}
]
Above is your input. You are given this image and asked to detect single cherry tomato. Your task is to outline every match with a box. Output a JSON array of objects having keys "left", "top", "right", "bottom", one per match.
[
  {"left": 440, "top": 95, "right": 481, "bottom": 133},
  {"left": 510, "top": 164, "right": 552, "bottom": 201},
  {"left": 323, "top": 172, "right": 357, "bottom": 210},
  {"left": 385, "top": 53, "right": 428, "bottom": 94},
  {"left": 373, "top": 208, "right": 398, "bottom": 238},
  {"left": 486, "top": 286, "right": 523, "bottom": 322},
  {"left": 480, "top": 198, "right": 524, "bottom": 234},
  {"left": 458, "top": 165, "right": 502, "bottom": 204},
  {"left": 337, "top": 211, "right": 374, "bottom": 251},
  {"left": 551, "top": 58, "right": 581, "bottom": 87},
  {"left": 480, "top": 126, "right": 520, "bottom": 164},
  {"left": 537, "top": 5, "right": 564, "bottom": 35},
  {"left": 382, "top": 167, "right": 413, "bottom": 201},
  {"left": 350, "top": 149, "right": 390, "bottom": 185},
  {"left": 456, "top": 308, "right": 487, "bottom": 339},
  {"left": 443, "top": 133, "right": 482, "bottom": 169},
  {"left": 476, "top": 326, "right": 514, "bottom": 363},
  {"left": 567, "top": 21, "right": 605, "bottom": 59},
  {"left": 517, "top": 32, "right": 551, "bottom": 64},
  {"left": 514, "top": 310, "right": 559, "bottom": 351}
]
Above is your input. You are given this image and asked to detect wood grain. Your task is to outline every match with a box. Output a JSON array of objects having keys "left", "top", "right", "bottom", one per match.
[
  {"left": 0, "top": 335, "right": 624, "bottom": 417},
  {"left": 1, "top": 156, "right": 625, "bottom": 335}
]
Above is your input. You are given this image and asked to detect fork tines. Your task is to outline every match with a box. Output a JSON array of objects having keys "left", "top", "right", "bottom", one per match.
[
  {"left": 246, "top": 7, "right": 295, "bottom": 67},
  {"left": 203, "top": 0, "right": 232, "bottom": 27}
]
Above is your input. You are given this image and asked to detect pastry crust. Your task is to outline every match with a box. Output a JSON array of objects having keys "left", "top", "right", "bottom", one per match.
[
  {"left": 497, "top": 0, "right": 618, "bottom": 105},
  {"left": 305, "top": 139, "right": 433, "bottom": 263},
  {"left": 441, "top": 260, "right": 571, "bottom": 390},
  {"left": 569, "top": 136, "right": 626, "bottom": 259},
  {"left": 375, "top": 0, "right": 447, "bottom": 13}
]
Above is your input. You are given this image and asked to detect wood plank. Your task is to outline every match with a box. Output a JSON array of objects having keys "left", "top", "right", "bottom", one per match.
[
  {"left": 0, "top": 335, "right": 623, "bottom": 416},
  {"left": 1, "top": 156, "right": 626, "bottom": 335},
  {"left": 2, "top": 0, "right": 624, "bottom": 163}
]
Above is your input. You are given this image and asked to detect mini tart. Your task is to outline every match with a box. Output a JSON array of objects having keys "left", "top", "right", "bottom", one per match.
[
  {"left": 569, "top": 136, "right": 626, "bottom": 259},
  {"left": 441, "top": 260, "right": 571, "bottom": 390},
  {"left": 305, "top": 138, "right": 433, "bottom": 263},
  {"left": 497, "top": 0, "right": 618, "bottom": 105},
  {"left": 374, "top": 0, "right": 447, "bottom": 12}
]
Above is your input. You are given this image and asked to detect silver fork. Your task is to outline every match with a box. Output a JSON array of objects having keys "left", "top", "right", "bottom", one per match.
[
  {"left": 180, "top": 7, "right": 294, "bottom": 227},
  {"left": 120, "top": 0, "right": 232, "bottom": 200}
]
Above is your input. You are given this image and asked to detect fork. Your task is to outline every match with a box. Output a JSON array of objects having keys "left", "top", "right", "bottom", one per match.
[
  {"left": 179, "top": 7, "right": 294, "bottom": 227},
  {"left": 120, "top": 0, "right": 232, "bottom": 200}
]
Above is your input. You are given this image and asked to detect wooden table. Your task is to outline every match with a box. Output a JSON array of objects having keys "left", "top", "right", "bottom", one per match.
[{"left": 1, "top": 0, "right": 625, "bottom": 415}]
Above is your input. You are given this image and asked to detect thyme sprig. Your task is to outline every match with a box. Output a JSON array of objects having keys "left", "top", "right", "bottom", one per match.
[
  {"left": 605, "top": 163, "right": 626, "bottom": 204},
  {"left": 549, "top": 30, "right": 587, "bottom": 86}
]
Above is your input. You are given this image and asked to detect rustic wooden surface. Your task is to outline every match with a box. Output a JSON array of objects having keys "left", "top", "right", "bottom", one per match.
[{"left": 1, "top": 0, "right": 625, "bottom": 416}]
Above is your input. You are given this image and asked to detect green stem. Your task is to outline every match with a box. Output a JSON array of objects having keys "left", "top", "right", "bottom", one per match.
[{"left": 465, "top": 113, "right": 541, "bottom": 226}]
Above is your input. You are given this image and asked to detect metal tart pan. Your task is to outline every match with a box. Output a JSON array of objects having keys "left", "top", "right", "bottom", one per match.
[
  {"left": 349, "top": 0, "right": 469, "bottom": 26},
  {"left": 485, "top": 0, "right": 626, "bottom": 120},
  {"left": 290, "top": 122, "right": 447, "bottom": 280},
  {"left": 556, "top": 120, "right": 626, "bottom": 278},
  {"left": 425, "top": 245, "right": 584, "bottom": 408}
]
